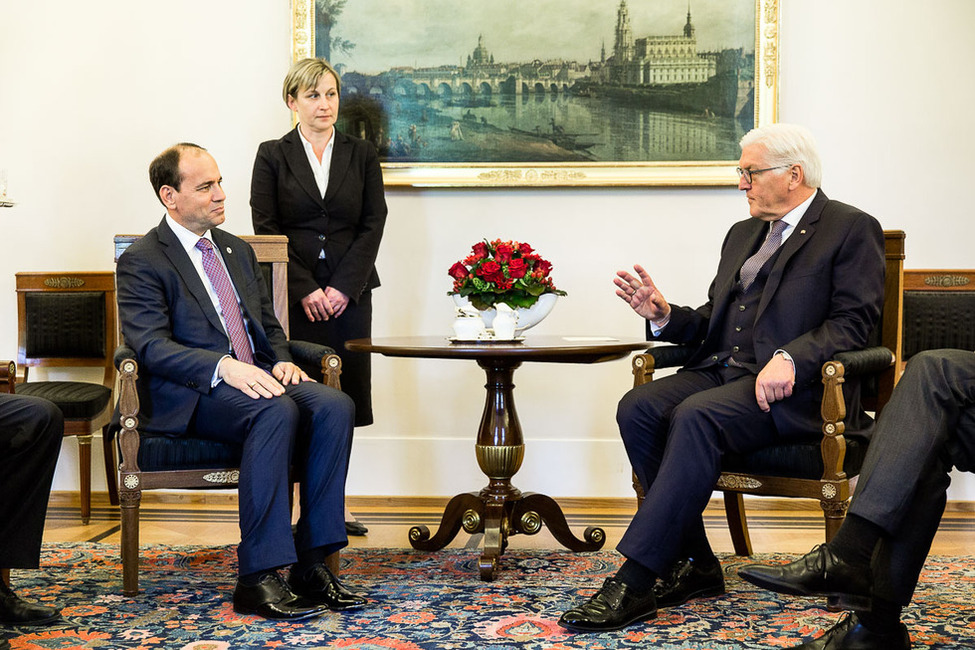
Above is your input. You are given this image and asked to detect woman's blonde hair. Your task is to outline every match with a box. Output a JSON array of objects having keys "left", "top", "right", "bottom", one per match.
[{"left": 282, "top": 58, "right": 341, "bottom": 106}]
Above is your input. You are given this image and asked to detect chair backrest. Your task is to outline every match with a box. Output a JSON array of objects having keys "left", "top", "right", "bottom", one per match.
[
  {"left": 860, "top": 230, "right": 905, "bottom": 413},
  {"left": 15, "top": 271, "right": 117, "bottom": 388},
  {"left": 902, "top": 268, "right": 975, "bottom": 365},
  {"left": 113, "top": 234, "right": 290, "bottom": 336}
]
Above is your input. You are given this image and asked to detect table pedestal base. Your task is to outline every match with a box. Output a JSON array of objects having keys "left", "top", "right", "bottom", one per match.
[{"left": 408, "top": 482, "right": 606, "bottom": 580}]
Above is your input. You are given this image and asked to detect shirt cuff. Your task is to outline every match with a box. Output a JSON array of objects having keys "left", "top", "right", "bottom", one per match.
[
  {"left": 211, "top": 354, "right": 232, "bottom": 388},
  {"left": 774, "top": 349, "right": 796, "bottom": 380}
]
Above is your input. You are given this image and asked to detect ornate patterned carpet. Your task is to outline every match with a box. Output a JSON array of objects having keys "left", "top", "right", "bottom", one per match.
[{"left": 3, "top": 544, "right": 974, "bottom": 649}]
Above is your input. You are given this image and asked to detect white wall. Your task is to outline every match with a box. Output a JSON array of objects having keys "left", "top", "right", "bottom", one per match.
[{"left": 2, "top": 1, "right": 973, "bottom": 500}]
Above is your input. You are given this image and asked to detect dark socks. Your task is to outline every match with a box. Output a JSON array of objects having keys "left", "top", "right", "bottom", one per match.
[
  {"left": 856, "top": 597, "right": 903, "bottom": 634},
  {"left": 831, "top": 514, "right": 884, "bottom": 567},
  {"left": 615, "top": 559, "right": 658, "bottom": 596}
]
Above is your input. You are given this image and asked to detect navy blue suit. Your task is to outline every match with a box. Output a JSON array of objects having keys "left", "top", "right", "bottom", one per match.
[
  {"left": 0, "top": 393, "right": 62, "bottom": 569},
  {"left": 617, "top": 190, "right": 886, "bottom": 574},
  {"left": 116, "top": 218, "right": 355, "bottom": 575}
]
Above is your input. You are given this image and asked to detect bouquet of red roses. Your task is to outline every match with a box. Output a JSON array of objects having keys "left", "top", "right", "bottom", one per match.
[{"left": 448, "top": 239, "right": 567, "bottom": 311}]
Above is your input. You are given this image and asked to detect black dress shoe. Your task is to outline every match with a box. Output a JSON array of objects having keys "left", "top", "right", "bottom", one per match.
[
  {"left": 738, "top": 544, "right": 873, "bottom": 611},
  {"left": 558, "top": 577, "right": 657, "bottom": 632},
  {"left": 0, "top": 581, "right": 60, "bottom": 625},
  {"left": 232, "top": 573, "right": 328, "bottom": 620},
  {"left": 654, "top": 556, "right": 725, "bottom": 608},
  {"left": 345, "top": 520, "right": 368, "bottom": 536},
  {"left": 789, "top": 612, "right": 910, "bottom": 649},
  {"left": 288, "top": 563, "right": 367, "bottom": 611}
]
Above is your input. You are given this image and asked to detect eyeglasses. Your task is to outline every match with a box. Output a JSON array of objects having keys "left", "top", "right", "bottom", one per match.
[{"left": 736, "top": 165, "right": 791, "bottom": 184}]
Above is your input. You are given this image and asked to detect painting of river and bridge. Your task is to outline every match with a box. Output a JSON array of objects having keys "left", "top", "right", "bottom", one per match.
[{"left": 293, "top": 0, "right": 778, "bottom": 186}]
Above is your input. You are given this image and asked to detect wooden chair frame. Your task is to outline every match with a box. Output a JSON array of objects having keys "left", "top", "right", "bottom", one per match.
[
  {"left": 15, "top": 271, "right": 118, "bottom": 524},
  {"left": 901, "top": 268, "right": 975, "bottom": 374},
  {"left": 112, "top": 234, "right": 342, "bottom": 595},
  {"left": 629, "top": 230, "right": 905, "bottom": 555}
]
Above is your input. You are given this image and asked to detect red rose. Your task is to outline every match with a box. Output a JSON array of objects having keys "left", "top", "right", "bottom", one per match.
[
  {"left": 535, "top": 259, "right": 553, "bottom": 275},
  {"left": 477, "top": 260, "right": 505, "bottom": 283},
  {"left": 518, "top": 243, "right": 534, "bottom": 256},
  {"left": 507, "top": 257, "right": 528, "bottom": 279},
  {"left": 448, "top": 262, "right": 469, "bottom": 279},
  {"left": 495, "top": 242, "right": 514, "bottom": 262},
  {"left": 471, "top": 242, "right": 489, "bottom": 259}
]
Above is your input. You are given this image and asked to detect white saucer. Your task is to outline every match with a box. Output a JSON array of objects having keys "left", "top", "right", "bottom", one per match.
[{"left": 448, "top": 334, "right": 526, "bottom": 343}]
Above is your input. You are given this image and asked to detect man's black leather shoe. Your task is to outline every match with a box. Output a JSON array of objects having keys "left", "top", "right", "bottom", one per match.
[
  {"left": 558, "top": 577, "right": 657, "bottom": 632},
  {"left": 0, "top": 581, "right": 60, "bottom": 625},
  {"left": 790, "top": 613, "right": 910, "bottom": 649},
  {"left": 654, "top": 556, "right": 725, "bottom": 607},
  {"left": 288, "top": 563, "right": 366, "bottom": 611},
  {"left": 232, "top": 573, "right": 328, "bottom": 620},
  {"left": 738, "top": 544, "right": 873, "bottom": 611}
]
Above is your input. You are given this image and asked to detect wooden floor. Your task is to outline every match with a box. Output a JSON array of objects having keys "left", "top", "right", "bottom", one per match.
[{"left": 42, "top": 492, "right": 975, "bottom": 556}]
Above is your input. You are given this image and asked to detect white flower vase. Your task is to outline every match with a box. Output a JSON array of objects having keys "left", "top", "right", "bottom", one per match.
[{"left": 452, "top": 293, "right": 558, "bottom": 334}]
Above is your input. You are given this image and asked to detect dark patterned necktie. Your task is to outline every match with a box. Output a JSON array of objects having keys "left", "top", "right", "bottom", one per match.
[
  {"left": 739, "top": 219, "right": 788, "bottom": 291},
  {"left": 195, "top": 238, "right": 254, "bottom": 364}
]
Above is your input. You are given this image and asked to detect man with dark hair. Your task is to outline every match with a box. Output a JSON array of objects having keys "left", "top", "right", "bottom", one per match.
[
  {"left": 558, "top": 123, "right": 886, "bottom": 632},
  {"left": 1, "top": 392, "right": 63, "bottom": 628},
  {"left": 116, "top": 143, "right": 364, "bottom": 621},
  {"left": 740, "top": 348, "right": 975, "bottom": 649}
]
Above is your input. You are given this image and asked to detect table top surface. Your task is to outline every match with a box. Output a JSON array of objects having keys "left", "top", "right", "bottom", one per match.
[{"left": 346, "top": 335, "right": 651, "bottom": 364}]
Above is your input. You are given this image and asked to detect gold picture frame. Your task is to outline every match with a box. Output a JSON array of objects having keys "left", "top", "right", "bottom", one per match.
[{"left": 291, "top": 0, "right": 779, "bottom": 188}]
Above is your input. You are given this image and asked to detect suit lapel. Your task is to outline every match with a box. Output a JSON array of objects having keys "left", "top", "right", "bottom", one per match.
[
  {"left": 157, "top": 218, "right": 226, "bottom": 336},
  {"left": 758, "top": 189, "right": 827, "bottom": 315},
  {"left": 211, "top": 229, "right": 270, "bottom": 352},
  {"left": 282, "top": 126, "right": 326, "bottom": 207},
  {"left": 711, "top": 218, "right": 767, "bottom": 323},
  {"left": 325, "top": 130, "right": 352, "bottom": 203}
]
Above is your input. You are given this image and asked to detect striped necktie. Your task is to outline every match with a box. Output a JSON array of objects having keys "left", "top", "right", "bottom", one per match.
[
  {"left": 739, "top": 219, "right": 788, "bottom": 291},
  {"left": 195, "top": 238, "right": 254, "bottom": 364}
]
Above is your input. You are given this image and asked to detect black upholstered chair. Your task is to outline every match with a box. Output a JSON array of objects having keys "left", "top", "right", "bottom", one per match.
[
  {"left": 110, "top": 234, "right": 343, "bottom": 595},
  {"left": 629, "top": 230, "right": 905, "bottom": 555},
  {"left": 902, "top": 268, "right": 975, "bottom": 372},
  {"left": 14, "top": 271, "right": 119, "bottom": 524}
]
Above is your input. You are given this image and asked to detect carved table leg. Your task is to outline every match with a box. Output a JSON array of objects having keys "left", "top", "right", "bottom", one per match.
[
  {"left": 409, "top": 492, "right": 483, "bottom": 552},
  {"left": 516, "top": 492, "right": 605, "bottom": 551},
  {"left": 413, "top": 357, "right": 605, "bottom": 580}
]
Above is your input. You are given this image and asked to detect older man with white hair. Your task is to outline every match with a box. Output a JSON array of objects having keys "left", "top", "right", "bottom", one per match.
[{"left": 559, "top": 123, "right": 887, "bottom": 632}]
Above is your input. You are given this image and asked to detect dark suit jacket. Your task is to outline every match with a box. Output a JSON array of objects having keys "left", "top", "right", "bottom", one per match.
[
  {"left": 116, "top": 218, "right": 292, "bottom": 434},
  {"left": 250, "top": 126, "right": 387, "bottom": 305},
  {"left": 655, "top": 189, "right": 886, "bottom": 434}
]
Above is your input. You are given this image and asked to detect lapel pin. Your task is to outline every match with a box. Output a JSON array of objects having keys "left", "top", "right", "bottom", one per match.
[
  {"left": 226, "top": 247, "right": 232, "bottom": 254},
  {"left": 800, "top": 229, "right": 806, "bottom": 234}
]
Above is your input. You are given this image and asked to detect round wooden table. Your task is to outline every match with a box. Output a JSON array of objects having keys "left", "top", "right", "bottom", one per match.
[{"left": 346, "top": 335, "right": 650, "bottom": 580}]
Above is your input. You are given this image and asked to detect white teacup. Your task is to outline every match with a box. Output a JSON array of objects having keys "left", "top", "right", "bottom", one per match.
[{"left": 453, "top": 316, "right": 486, "bottom": 339}]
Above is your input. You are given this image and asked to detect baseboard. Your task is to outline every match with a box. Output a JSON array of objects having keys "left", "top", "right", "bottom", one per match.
[{"left": 49, "top": 491, "right": 975, "bottom": 514}]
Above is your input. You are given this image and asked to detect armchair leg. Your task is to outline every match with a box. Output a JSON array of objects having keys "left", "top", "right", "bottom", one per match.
[
  {"left": 822, "top": 500, "right": 849, "bottom": 544},
  {"left": 103, "top": 427, "right": 119, "bottom": 506},
  {"left": 121, "top": 497, "right": 141, "bottom": 596},
  {"left": 723, "top": 492, "right": 753, "bottom": 556},
  {"left": 325, "top": 551, "right": 340, "bottom": 576},
  {"left": 78, "top": 434, "right": 93, "bottom": 525}
]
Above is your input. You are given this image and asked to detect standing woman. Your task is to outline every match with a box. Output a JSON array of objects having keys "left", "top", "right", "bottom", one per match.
[{"left": 251, "top": 58, "right": 387, "bottom": 432}]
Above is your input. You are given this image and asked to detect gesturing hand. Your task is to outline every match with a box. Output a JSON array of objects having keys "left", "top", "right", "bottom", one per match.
[{"left": 614, "top": 264, "right": 671, "bottom": 326}]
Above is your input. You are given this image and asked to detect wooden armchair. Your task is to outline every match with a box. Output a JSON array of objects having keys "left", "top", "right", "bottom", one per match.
[
  {"left": 14, "top": 271, "right": 118, "bottom": 524},
  {"left": 629, "top": 230, "right": 905, "bottom": 555},
  {"left": 110, "top": 235, "right": 343, "bottom": 595},
  {"left": 901, "top": 268, "right": 975, "bottom": 372}
]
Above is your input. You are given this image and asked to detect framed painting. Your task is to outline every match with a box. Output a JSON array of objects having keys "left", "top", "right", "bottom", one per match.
[{"left": 291, "top": 0, "right": 779, "bottom": 187}]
